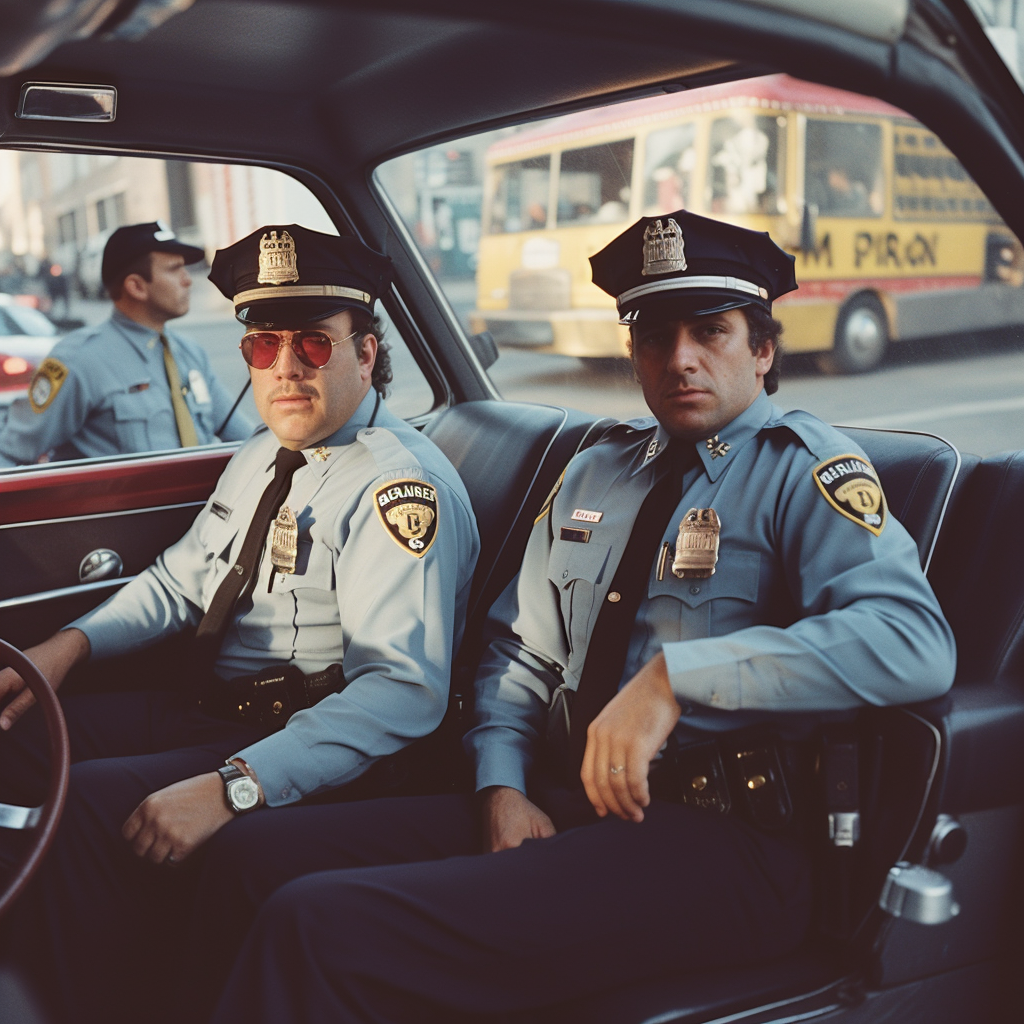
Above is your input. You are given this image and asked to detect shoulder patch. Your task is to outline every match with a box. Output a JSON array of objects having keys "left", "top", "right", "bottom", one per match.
[
  {"left": 535, "top": 469, "right": 566, "bottom": 524},
  {"left": 812, "top": 454, "right": 887, "bottom": 536},
  {"left": 28, "top": 358, "right": 69, "bottom": 413},
  {"left": 373, "top": 478, "right": 439, "bottom": 558}
]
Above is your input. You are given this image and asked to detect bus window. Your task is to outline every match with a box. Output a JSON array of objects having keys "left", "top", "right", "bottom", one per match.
[
  {"left": 643, "top": 122, "right": 696, "bottom": 215},
  {"left": 805, "top": 120, "right": 883, "bottom": 217},
  {"left": 707, "top": 114, "right": 784, "bottom": 215},
  {"left": 488, "top": 156, "right": 551, "bottom": 233},
  {"left": 556, "top": 140, "right": 633, "bottom": 225}
]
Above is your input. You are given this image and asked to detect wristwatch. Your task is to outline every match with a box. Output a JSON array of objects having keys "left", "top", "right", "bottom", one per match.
[{"left": 217, "top": 763, "right": 261, "bottom": 813}]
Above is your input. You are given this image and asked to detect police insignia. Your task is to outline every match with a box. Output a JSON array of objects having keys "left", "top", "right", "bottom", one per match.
[
  {"left": 813, "top": 455, "right": 887, "bottom": 535},
  {"left": 28, "top": 358, "right": 69, "bottom": 413},
  {"left": 373, "top": 479, "right": 439, "bottom": 557}
]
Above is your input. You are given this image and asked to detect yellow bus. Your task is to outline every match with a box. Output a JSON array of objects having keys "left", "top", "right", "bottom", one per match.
[{"left": 470, "top": 75, "right": 1024, "bottom": 372}]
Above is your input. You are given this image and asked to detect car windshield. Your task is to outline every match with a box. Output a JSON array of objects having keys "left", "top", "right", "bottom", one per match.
[
  {"left": 965, "top": 0, "right": 1024, "bottom": 88},
  {"left": 375, "top": 73, "right": 1024, "bottom": 458},
  {"left": 3, "top": 303, "right": 56, "bottom": 336}
]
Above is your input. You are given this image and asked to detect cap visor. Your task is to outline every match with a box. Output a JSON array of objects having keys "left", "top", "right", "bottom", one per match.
[
  {"left": 618, "top": 290, "right": 767, "bottom": 325},
  {"left": 235, "top": 297, "right": 371, "bottom": 326},
  {"left": 154, "top": 240, "right": 206, "bottom": 266}
]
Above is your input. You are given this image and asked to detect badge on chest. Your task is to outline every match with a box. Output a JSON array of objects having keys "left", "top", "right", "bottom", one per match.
[{"left": 671, "top": 507, "right": 721, "bottom": 579}]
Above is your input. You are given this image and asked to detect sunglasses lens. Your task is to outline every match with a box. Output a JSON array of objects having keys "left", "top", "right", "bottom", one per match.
[
  {"left": 241, "top": 333, "right": 282, "bottom": 369},
  {"left": 294, "top": 332, "right": 334, "bottom": 368}
]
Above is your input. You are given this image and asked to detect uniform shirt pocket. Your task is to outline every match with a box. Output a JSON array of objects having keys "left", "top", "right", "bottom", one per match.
[
  {"left": 251, "top": 545, "right": 340, "bottom": 655},
  {"left": 111, "top": 390, "right": 157, "bottom": 452},
  {"left": 647, "top": 550, "right": 761, "bottom": 641},
  {"left": 546, "top": 539, "right": 610, "bottom": 657},
  {"left": 196, "top": 515, "right": 240, "bottom": 606}
]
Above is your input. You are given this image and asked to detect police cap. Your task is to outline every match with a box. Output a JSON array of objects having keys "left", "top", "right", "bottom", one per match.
[
  {"left": 209, "top": 224, "right": 393, "bottom": 325},
  {"left": 590, "top": 209, "right": 797, "bottom": 324},
  {"left": 101, "top": 221, "right": 205, "bottom": 287}
]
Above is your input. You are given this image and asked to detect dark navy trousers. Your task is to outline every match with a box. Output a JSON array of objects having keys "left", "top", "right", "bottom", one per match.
[
  {"left": 0, "top": 689, "right": 267, "bottom": 1024},
  {"left": 194, "top": 790, "right": 812, "bottom": 1024}
]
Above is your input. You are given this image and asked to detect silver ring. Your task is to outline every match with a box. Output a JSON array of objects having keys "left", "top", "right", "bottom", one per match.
[{"left": 609, "top": 765, "right": 625, "bottom": 775}]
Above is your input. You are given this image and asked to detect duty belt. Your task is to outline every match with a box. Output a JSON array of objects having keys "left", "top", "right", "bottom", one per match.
[{"left": 197, "top": 663, "right": 346, "bottom": 730}]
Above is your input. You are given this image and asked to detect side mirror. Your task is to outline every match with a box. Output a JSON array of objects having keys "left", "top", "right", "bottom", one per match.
[
  {"left": 800, "top": 202, "right": 818, "bottom": 252},
  {"left": 468, "top": 331, "right": 499, "bottom": 371}
]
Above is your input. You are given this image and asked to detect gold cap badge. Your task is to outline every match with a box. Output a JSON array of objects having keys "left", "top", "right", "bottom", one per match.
[
  {"left": 642, "top": 217, "right": 686, "bottom": 276},
  {"left": 672, "top": 507, "right": 721, "bottom": 579},
  {"left": 258, "top": 230, "right": 299, "bottom": 286}
]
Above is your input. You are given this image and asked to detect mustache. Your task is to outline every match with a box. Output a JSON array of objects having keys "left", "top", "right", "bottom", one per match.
[{"left": 269, "top": 383, "right": 319, "bottom": 401}]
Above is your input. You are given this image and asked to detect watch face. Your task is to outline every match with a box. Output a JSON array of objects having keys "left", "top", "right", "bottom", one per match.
[{"left": 227, "top": 776, "right": 260, "bottom": 812}]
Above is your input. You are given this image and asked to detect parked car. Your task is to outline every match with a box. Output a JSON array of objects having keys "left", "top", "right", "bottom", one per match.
[
  {"left": 0, "top": 1, "right": 1022, "bottom": 1023},
  {"left": 0, "top": 294, "right": 58, "bottom": 409}
]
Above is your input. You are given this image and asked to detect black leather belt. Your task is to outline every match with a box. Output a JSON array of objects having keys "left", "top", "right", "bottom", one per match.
[{"left": 197, "top": 663, "right": 346, "bottom": 730}]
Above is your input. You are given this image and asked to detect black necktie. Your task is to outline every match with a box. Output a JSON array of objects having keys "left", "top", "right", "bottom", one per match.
[
  {"left": 567, "top": 441, "right": 694, "bottom": 778},
  {"left": 195, "top": 447, "right": 307, "bottom": 663}
]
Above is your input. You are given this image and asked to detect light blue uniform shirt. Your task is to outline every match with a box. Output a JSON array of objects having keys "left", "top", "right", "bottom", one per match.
[
  {"left": 0, "top": 309, "right": 253, "bottom": 465},
  {"left": 72, "top": 388, "right": 480, "bottom": 805},
  {"left": 468, "top": 390, "right": 956, "bottom": 795}
]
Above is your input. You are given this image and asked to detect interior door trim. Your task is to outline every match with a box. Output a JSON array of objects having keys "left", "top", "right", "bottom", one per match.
[{"left": 0, "top": 577, "right": 135, "bottom": 611}]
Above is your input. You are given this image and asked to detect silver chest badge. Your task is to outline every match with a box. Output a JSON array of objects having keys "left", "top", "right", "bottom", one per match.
[
  {"left": 642, "top": 217, "right": 686, "bottom": 276},
  {"left": 270, "top": 505, "right": 298, "bottom": 574},
  {"left": 672, "top": 508, "right": 721, "bottom": 579}
]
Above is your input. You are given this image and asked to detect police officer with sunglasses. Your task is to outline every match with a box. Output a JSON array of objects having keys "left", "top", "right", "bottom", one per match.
[{"left": 0, "top": 225, "right": 480, "bottom": 1024}]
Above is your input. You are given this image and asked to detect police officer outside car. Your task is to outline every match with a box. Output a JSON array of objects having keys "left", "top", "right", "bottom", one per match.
[
  {"left": 0, "top": 225, "right": 480, "bottom": 1024},
  {"left": 0, "top": 221, "right": 253, "bottom": 466},
  {"left": 181, "top": 211, "right": 955, "bottom": 1024}
]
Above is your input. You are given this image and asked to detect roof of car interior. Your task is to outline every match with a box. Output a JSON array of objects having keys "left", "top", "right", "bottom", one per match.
[{"left": 1, "top": 0, "right": 1023, "bottom": 243}]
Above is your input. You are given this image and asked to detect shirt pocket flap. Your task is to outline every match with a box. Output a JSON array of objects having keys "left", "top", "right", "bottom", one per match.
[
  {"left": 648, "top": 550, "right": 760, "bottom": 608},
  {"left": 547, "top": 538, "right": 611, "bottom": 590},
  {"left": 112, "top": 389, "right": 155, "bottom": 421},
  {"left": 272, "top": 544, "right": 336, "bottom": 592},
  {"left": 197, "top": 513, "right": 240, "bottom": 565}
]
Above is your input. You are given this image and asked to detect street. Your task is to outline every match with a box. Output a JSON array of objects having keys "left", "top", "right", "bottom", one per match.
[{"left": 66, "top": 274, "right": 1024, "bottom": 460}]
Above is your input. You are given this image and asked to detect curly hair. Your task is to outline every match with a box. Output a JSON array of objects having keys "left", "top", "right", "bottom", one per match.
[
  {"left": 348, "top": 310, "right": 392, "bottom": 398},
  {"left": 742, "top": 305, "right": 784, "bottom": 396}
]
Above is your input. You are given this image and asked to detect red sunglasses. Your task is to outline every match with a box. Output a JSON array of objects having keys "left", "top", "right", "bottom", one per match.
[{"left": 239, "top": 329, "right": 358, "bottom": 370}]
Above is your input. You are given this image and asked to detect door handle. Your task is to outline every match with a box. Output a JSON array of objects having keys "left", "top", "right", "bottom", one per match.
[{"left": 79, "top": 549, "right": 123, "bottom": 584}]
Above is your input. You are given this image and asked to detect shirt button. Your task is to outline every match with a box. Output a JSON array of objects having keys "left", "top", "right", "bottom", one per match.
[
  {"left": 607, "top": 591, "right": 621, "bottom": 603},
  {"left": 280, "top": 787, "right": 291, "bottom": 799},
  {"left": 147, "top": 339, "right": 156, "bottom": 349},
  {"left": 562, "top": 570, "right": 569, "bottom": 579},
  {"left": 363, "top": 428, "right": 375, "bottom": 435},
  {"left": 710, "top": 693, "right": 720, "bottom": 704},
  {"left": 690, "top": 585, "right": 701, "bottom": 595}
]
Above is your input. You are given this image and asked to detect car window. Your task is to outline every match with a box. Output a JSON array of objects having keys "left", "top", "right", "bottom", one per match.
[
  {"left": 0, "top": 152, "right": 435, "bottom": 471},
  {"left": 375, "top": 73, "right": 1024, "bottom": 459}
]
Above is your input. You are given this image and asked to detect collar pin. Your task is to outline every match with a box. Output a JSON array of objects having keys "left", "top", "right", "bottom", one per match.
[{"left": 706, "top": 435, "right": 731, "bottom": 460}]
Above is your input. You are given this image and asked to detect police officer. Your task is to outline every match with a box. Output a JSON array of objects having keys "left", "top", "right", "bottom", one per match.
[
  {"left": 182, "top": 211, "right": 955, "bottom": 1024},
  {"left": 0, "top": 221, "right": 253, "bottom": 466},
  {"left": 0, "top": 225, "right": 480, "bottom": 1024}
]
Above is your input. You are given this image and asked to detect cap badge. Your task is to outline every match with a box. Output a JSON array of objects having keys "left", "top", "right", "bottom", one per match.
[
  {"left": 642, "top": 217, "right": 686, "bottom": 276},
  {"left": 258, "top": 230, "right": 299, "bottom": 286},
  {"left": 672, "top": 507, "right": 721, "bottom": 579},
  {"left": 706, "top": 435, "right": 731, "bottom": 460}
]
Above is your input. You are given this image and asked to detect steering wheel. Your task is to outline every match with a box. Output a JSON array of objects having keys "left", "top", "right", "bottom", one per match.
[{"left": 0, "top": 638, "right": 70, "bottom": 920}]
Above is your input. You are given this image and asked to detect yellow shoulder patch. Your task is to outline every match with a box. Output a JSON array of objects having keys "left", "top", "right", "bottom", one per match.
[
  {"left": 373, "top": 478, "right": 439, "bottom": 558},
  {"left": 28, "top": 357, "right": 69, "bottom": 413},
  {"left": 812, "top": 454, "right": 887, "bottom": 536},
  {"left": 534, "top": 468, "right": 566, "bottom": 524}
]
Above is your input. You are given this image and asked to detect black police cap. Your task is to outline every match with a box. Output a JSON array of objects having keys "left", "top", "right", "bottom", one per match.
[
  {"left": 209, "top": 224, "right": 393, "bottom": 325},
  {"left": 590, "top": 210, "right": 797, "bottom": 324},
  {"left": 101, "top": 221, "right": 205, "bottom": 287}
]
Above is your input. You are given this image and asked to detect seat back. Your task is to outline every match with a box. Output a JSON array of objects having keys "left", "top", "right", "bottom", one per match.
[
  {"left": 927, "top": 449, "right": 1024, "bottom": 686},
  {"left": 835, "top": 426, "right": 961, "bottom": 570}
]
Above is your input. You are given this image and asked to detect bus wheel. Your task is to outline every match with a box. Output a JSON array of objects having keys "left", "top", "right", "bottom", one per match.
[{"left": 820, "top": 295, "right": 889, "bottom": 374}]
